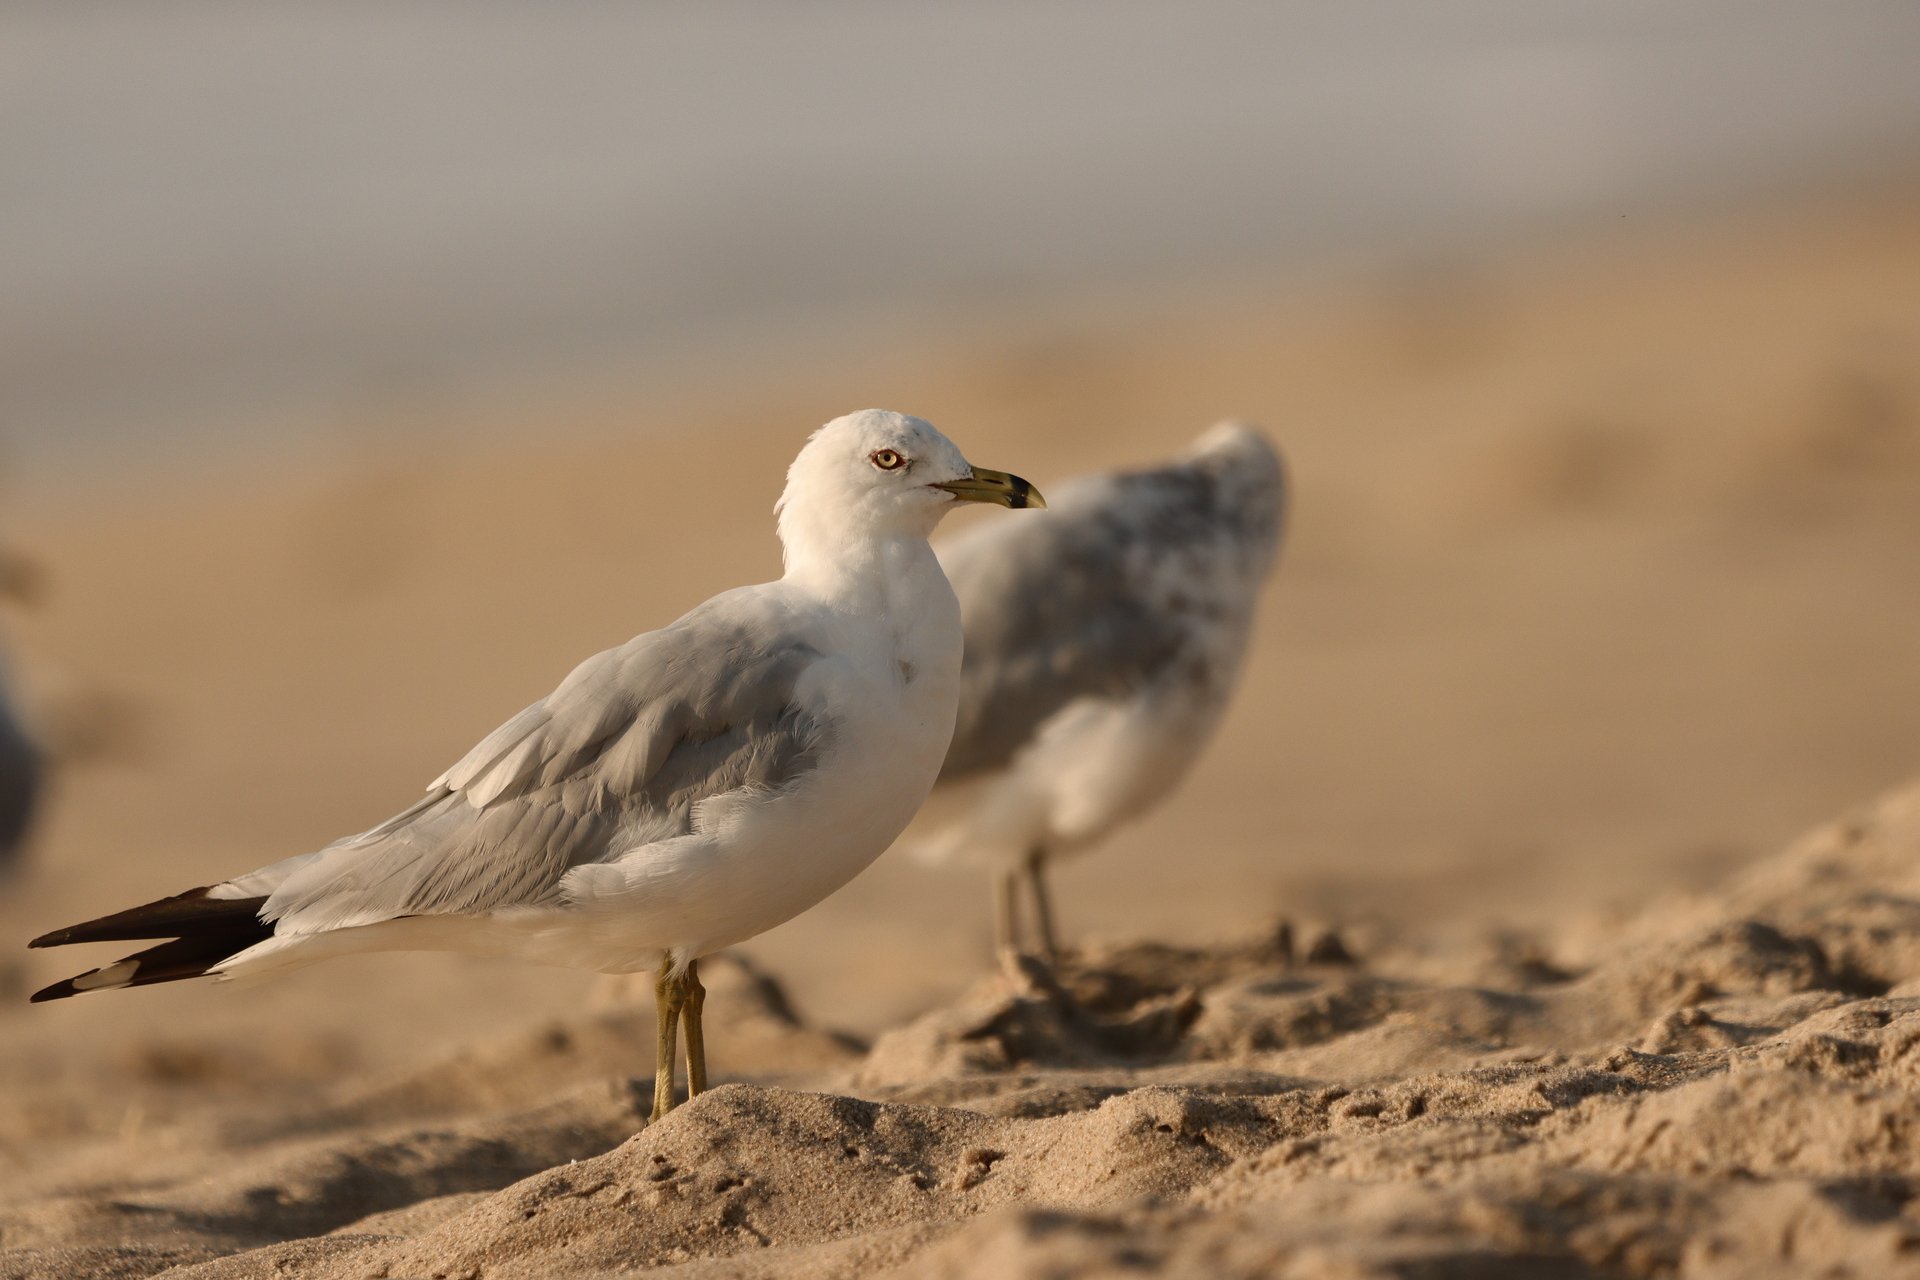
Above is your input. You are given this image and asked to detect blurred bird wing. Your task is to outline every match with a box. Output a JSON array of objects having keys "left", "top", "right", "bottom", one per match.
[
  {"left": 250, "top": 596, "right": 829, "bottom": 935},
  {"left": 937, "top": 447, "right": 1283, "bottom": 781},
  {"left": 0, "top": 679, "right": 38, "bottom": 867}
]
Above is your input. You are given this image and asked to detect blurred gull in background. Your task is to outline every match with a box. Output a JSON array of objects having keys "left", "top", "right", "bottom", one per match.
[
  {"left": 0, "top": 544, "right": 43, "bottom": 884},
  {"left": 915, "top": 424, "right": 1287, "bottom": 957},
  {"left": 0, "top": 653, "right": 40, "bottom": 886}
]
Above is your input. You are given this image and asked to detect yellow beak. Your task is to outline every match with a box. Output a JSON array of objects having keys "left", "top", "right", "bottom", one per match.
[{"left": 933, "top": 467, "right": 1047, "bottom": 510}]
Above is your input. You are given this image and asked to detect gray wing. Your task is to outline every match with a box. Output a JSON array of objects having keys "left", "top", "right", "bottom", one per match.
[
  {"left": 938, "top": 426, "right": 1285, "bottom": 780},
  {"left": 259, "top": 595, "right": 828, "bottom": 934}
]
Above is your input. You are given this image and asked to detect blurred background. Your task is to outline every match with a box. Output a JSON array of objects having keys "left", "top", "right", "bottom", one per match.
[{"left": 4, "top": 2, "right": 1920, "bottom": 1094}]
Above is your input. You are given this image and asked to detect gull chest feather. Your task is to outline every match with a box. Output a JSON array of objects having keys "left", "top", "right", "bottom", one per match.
[
  {"left": 785, "top": 556, "right": 962, "bottom": 830},
  {"left": 840, "top": 563, "right": 961, "bottom": 750}
]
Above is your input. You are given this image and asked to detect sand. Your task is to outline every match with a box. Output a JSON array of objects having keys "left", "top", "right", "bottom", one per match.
[
  {"left": 3, "top": 189, "right": 1920, "bottom": 1276},
  {"left": 9, "top": 783, "right": 1920, "bottom": 1278}
]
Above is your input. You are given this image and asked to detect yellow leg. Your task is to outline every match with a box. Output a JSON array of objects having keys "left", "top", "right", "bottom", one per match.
[
  {"left": 651, "top": 956, "right": 687, "bottom": 1123},
  {"left": 682, "top": 958, "right": 708, "bottom": 1099},
  {"left": 995, "top": 866, "right": 1023, "bottom": 955},
  {"left": 1024, "top": 849, "right": 1059, "bottom": 962}
]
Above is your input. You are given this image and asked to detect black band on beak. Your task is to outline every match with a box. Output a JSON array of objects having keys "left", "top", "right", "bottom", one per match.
[{"left": 933, "top": 467, "right": 1048, "bottom": 510}]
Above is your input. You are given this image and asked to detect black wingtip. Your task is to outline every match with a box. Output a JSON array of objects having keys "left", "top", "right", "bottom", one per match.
[
  {"left": 28, "top": 887, "right": 267, "bottom": 950},
  {"left": 27, "top": 931, "right": 261, "bottom": 1005},
  {"left": 27, "top": 892, "right": 278, "bottom": 1005}
]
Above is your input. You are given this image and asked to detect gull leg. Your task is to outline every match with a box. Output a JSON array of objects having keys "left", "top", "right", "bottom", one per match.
[
  {"left": 682, "top": 958, "right": 708, "bottom": 1100},
  {"left": 1024, "top": 848, "right": 1060, "bottom": 962},
  {"left": 651, "top": 956, "right": 688, "bottom": 1123},
  {"left": 994, "top": 866, "right": 1024, "bottom": 956}
]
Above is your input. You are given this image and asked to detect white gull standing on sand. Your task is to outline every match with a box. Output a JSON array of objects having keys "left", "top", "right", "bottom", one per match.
[
  {"left": 29, "top": 410, "right": 1043, "bottom": 1119},
  {"left": 913, "top": 423, "right": 1285, "bottom": 957}
]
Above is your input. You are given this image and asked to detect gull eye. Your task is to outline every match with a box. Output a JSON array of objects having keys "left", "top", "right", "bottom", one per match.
[{"left": 870, "top": 448, "right": 906, "bottom": 471}]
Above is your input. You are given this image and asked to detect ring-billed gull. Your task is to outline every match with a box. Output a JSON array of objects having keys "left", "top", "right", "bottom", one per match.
[
  {"left": 29, "top": 409, "right": 1043, "bottom": 1119},
  {"left": 913, "top": 423, "right": 1284, "bottom": 957},
  {"left": 0, "top": 553, "right": 43, "bottom": 884},
  {"left": 0, "top": 651, "right": 38, "bottom": 884}
]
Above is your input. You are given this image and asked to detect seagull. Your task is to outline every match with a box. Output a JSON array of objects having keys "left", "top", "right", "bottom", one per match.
[
  {"left": 0, "top": 651, "right": 39, "bottom": 885},
  {"left": 0, "top": 557, "right": 44, "bottom": 884},
  {"left": 912, "top": 423, "right": 1285, "bottom": 958},
  {"left": 28, "top": 410, "right": 1043, "bottom": 1120}
]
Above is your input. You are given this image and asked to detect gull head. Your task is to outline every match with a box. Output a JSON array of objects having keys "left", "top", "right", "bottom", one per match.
[
  {"left": 778, "top": 410, "right": 1044, "bottom": 560},
  {"left": 1185, "top": 420, "right": 1289, "bottom": 576}
]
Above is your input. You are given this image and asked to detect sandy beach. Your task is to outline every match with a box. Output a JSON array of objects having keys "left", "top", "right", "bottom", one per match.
[{"left": 3, "top": 190, "right": 1920, "bottom": 1276}]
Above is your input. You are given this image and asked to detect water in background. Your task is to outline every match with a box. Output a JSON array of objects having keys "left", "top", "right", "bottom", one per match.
[{"left": 5, "top": 1, "right": 1919, "bottom": 477}]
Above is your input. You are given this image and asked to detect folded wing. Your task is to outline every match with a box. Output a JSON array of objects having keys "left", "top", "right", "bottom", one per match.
[
  {"left": 262, "top": 600, "right": 830, "bottom": 934},
  {"left": 938, "top": 457, "right": 1282, "bottom": 779}
]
